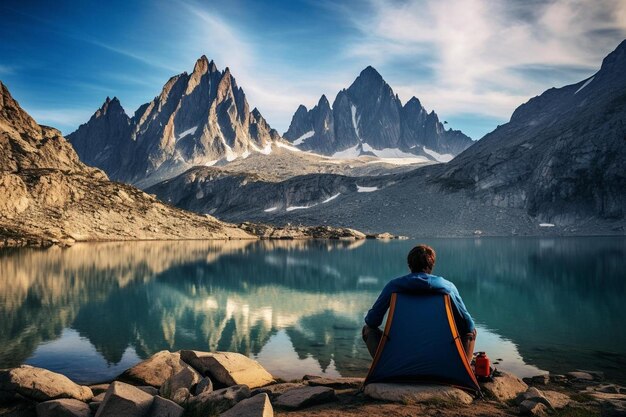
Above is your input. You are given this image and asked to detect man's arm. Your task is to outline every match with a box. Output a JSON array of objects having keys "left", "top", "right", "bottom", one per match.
[{"left": 364, "top": 281, "right": 395, "bottom": 328}]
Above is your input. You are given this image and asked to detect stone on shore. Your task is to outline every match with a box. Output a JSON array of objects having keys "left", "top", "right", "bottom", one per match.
[
  {"left": 94, "top": 381, "right": 154, "bottom": 417},
  {"left": 519, "top": 399, "right": 549, "bottom": 416},
  {"left": 364, "top": 383, "right": 473, "bottom": 405},
  {"left": 220, "top": 393, "right": 273, "bottom": 417},
  {"left": 89, "top": 384, "right": 110, "bottom": 396},
  {"left": 148, "top": 395, "right": 184, "bottom": 417},
  {"left": 481, "top": 371, "right": 528, "bottom": 401},
  {"left": 516, "top": 387, "right": 553, "bottom": 409},
  {"left": 0, "top": 365, "right": 93, "bottom": 402},
  {"left": 188, "top": 384, "right": 251, "bottom": 415},
  {"left": 567, "top": 371, "right": 595, "bottom": 382},
  {"left": 305, "top": 375, "right": 364, "bottom": 389},
  {"left": 251, "top": 383, "right": 305, "bottom": 400},
  {"left": 180, "top": 350, "right": 274, "bottom": 388},
  {"left": 159, "top": 367, "right": 202, "bottom": 402},
  {"left": 194, "top": 377, "right": 214, "bottom": 396},
  {"left": 542, "top": 390, "right": 571, "bottom": 409},
  {"left": 275, "top": 386, "right": 338, "bottom": 409},
  {"left": 36, "top": 398, "right": 91, "bottom": 417},
  {"left": 119, "top": 351, "right": 192, "bottom": 387}
]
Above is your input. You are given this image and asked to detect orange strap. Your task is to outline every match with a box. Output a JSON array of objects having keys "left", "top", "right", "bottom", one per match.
[
  {"left": 365, "top": 292, "right": 397, "bottom": 382},
  {"left": 444, "top": 294, "right": 480, "bottom": 389}
]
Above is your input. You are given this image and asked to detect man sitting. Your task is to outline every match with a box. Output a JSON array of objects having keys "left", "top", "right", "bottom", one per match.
[{"left": 362, "top": 244, "right": 477, "bottom": 359}]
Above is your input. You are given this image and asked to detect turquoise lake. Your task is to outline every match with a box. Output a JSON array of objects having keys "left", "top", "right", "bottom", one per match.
[{"left": 0, "top": 237, "right": 624, "bottom": 384}]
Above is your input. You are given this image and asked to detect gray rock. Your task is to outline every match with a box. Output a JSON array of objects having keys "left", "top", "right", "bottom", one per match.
[
  {"left": 119, "top": 351, "right": 193, "bottom": 388},
  {"left": 148, "top": 395, "right": 184, "bottom": 417},
  {"left": 542, "top": 390, "right": 572, "bottom": 409},
  {"left": 516, "top": 387, "right": 553, "bottom": 409},
  {"left": 305, "top": 376, "right": 364, "bottom": 389},
  {"left": 220, "top": 393, "right": 273, "bottom": 417},
  {"left": 567, "top": 371, "right": 595, "bottom": 382},
  {"left": 0, "top": 365, "right": 93, "bottom": 402},
  {"left": 519, "top": 400, "right": 549, "bottom": 416},
  {"left": 138, "top": 386, "right": 159, "bottom": 396},
  {"left": 159, "top": 367, "right": 201, "bottom": 401},
  {"left": 194, "top": 377, "right": 213, "bottom": 396},
  {"left": 363, "top": 383, "right": 472, "bottom": 405},
  {"left": 530, "top": 374, "right": 550, "bottom": 385},
  {"left": 36, "top": 399, "right": 91, "bottom": 417},
  {"left": 170, "top": 387, "right": 190, "bottom": 405},
  {"left": 251, "top": 383, "right": 306, "bottom": 400},
  {"left": 94, "top": 381, "right": 154, "bottom": 417},
  {"left": 601, "top": 399, "right": 626, "bottom": 417},
  {"left": 88, "top": 401, "right": 101, "bottom": 413},
  {"left": 89, "top": 384, "right": 110, "bottom": 396},
  {"left": 576, "top": 369, "right": 605, "bottom": 381},
  {"left": 275, "top": 386, "right": 337, "bottom": 409},
  {"left": 180, "top": 350, "right": 274, "bottom": 388},
  {"left": 188, "top": 384, "right": 251, "bottom": 415},
  {"left": 597, "top": 385, "right": 622, "bottom": 394},
  {"left": 481, "top": 371, "right": 528, "bottom": 401},
  {"left": 550, "top": 375, "right": 568, "bottom": 384}
]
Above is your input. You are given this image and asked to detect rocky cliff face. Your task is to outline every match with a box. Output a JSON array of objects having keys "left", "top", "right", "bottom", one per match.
[
  {"left": 0, "top": 81, "right": 254, "bottom": 246},
  {"left": 283, "top": 66, "right": 473, "bottom": 161},
  {"left": 438, "top": 39, "right": 626, "bottom": 224},
  {"left": 68, "top": 56, "right": 281, "bottom": 187}
]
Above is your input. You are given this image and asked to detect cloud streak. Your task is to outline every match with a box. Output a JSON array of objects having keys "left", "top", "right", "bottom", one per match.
[{"left": 341, "top": 0, "right": 626, "bottom": 124}]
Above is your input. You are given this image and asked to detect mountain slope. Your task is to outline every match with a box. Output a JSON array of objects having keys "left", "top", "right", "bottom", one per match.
[
  {"left": 0, "top": 81, "right": 254, "bottom": 246},
  {"left": 150, "top": 40, "right": 626, "bottom": 236},
  {"left": 283, "top": 66, "right": 473, "bottom": 161},
  {"left": 68, "top": 56, "right": 281, "bottom": 187}
]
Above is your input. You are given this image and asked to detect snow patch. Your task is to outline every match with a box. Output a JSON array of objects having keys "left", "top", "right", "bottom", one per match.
[
  {"left": 351, "top": 104, "right": 360, "bottom": 140},
  {"left": 539, "top": 223, "right": 555, "bottom": 227},
  {"left": 357, "top": 185, "right": 378, "bottom": 193},
  {"left": 332, "top": 144, "right": 361, "bottom": 159},
  {"left": 286, "top": 203, "right": 317, "bottom": 211},
  {"left": 423, "top": 147, "right": 454, "bottom": 163},
  {"left": 275, "top": 141, "right": 302, "bottom": 152},
  {"left": 322, "top": 193, "right": 340, "bottom": 203},
  {"left": 366, "top": 157, "right": 430, "bottom": 165},
  {"left": 264, "top": 207, "right": 278, "bottom": 212},
  {"left": 204, "top": 160, "right": 219, "bottom": 166},
  {"left": 575, "top": 76, "right": 594, "bottom": 94},
  {"left": 362, "top": 143, "right": 417, "bottom": 158},
  {"left": 177, "top": 126, "right": 198, "bottom": 140},
  {"left": 293, "top": 130, "right": 314, "bottom": 146},
  {"left": 250, "top": 142, "right": 273, "bottom": 156}
]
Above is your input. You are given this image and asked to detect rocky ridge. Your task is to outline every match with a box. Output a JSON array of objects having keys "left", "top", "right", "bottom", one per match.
[
  {"left": 68, "top": 56, "right": 283, "bottom": 187},
  {"left": 1, "top": 350, "right": 622, "bottom": 417},
  {"left": 0, "top": 82, "right": 396, "bottom": 248},
  {"left": 283, "top": 66, "right": 474, "bottom": 160}
]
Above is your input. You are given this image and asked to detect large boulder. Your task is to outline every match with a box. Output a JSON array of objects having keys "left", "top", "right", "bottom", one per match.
[
  {"left": 220, "top": 393, "right": 273, "bottom": 417},
  {"left": 36, "top": 399, "right": 91, "bottom": 417},
  {"left": 363, "top": 383, "right": 473, "bottom": 405},
  {"left": 119, "top": 351, "right": 192, "bottom": 387},
  {"left": 148, "top": 395, "right": 184, "bottom": 417},
  {"left": 519, "top": 399, "right": 549, "bottom": 417},
  {"left": 188, "top": 384, "right": 251, "bottom": 415},
  {"left": 481, "top": 371, "right": 528, "bottom": 401},
  {"left": 94, "top": 381, "right": 154, "bottom": 417},
  {"left": 0, "top": 365, "right": 93, "bottom": 402},
  {"left": 274, "top": 386, "right": 337, "bottom": 410},
  {"left": 159, "top": 367, "right": 202, "bottom": 403},
  {"left": 180, "top": 350, "right": 274, "bottom": 388}
]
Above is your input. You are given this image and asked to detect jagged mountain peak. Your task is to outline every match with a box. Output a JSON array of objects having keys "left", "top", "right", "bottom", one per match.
[{"left": 600, "top": 38, "right": 626, "bottom": 72}]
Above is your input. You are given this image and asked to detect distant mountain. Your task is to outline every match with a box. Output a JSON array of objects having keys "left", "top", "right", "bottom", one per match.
[
  {"left": 68, "top": 56, "right": 281, "bottom": 187},
  {"left": 151, "top": 41, "right": 626, "bottom": 236},
  {"left": 283, "top": 66, "right": 473, "bottom": 161},
  {"left": 0, "top": 81, "right": 252, "bottom": 246}
]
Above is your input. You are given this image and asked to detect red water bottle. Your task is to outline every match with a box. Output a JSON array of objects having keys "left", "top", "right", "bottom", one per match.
[{"left": 475, "top": 352, "right": 491, "bottom": 378}]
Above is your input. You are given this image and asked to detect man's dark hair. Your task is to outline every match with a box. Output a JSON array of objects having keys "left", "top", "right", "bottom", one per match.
[{"left": 407, "top": 244, "right": 436, "bottom": 273}]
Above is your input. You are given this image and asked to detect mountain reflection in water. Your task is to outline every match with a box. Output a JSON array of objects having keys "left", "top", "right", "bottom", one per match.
[{"left": 0, "top": 237, "right": 624, "bottom": 384}]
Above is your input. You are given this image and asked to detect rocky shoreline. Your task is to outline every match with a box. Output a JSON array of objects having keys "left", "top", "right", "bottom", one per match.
[{"left": 1, "top": 350, "right": 624, "bottom": 417}]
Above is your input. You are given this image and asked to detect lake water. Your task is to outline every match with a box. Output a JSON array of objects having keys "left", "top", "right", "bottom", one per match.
[{"left": 1, "top": 237, "right": 624, "bottom": 384}]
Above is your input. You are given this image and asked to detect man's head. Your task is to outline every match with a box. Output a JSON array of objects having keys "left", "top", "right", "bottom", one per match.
[{"left": 407, "top": 244, "right": 436, "bottom": 274}]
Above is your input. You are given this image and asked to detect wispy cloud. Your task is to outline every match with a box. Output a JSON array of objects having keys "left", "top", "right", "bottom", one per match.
[
  {"left": 28, "top": 108, "right": 93, "bottom": 132},
  {"left": 341, "top": 0, "right": 626, "bottom": 121}
]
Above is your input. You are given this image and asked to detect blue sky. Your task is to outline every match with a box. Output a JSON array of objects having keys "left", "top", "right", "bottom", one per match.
[{"left": 1, "top": 0, "right": 625, "bottom": 140}]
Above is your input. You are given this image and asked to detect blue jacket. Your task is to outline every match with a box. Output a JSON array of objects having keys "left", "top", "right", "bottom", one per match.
[{"left": 364, "top": 272, "right": 475, "bottom": 332}]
